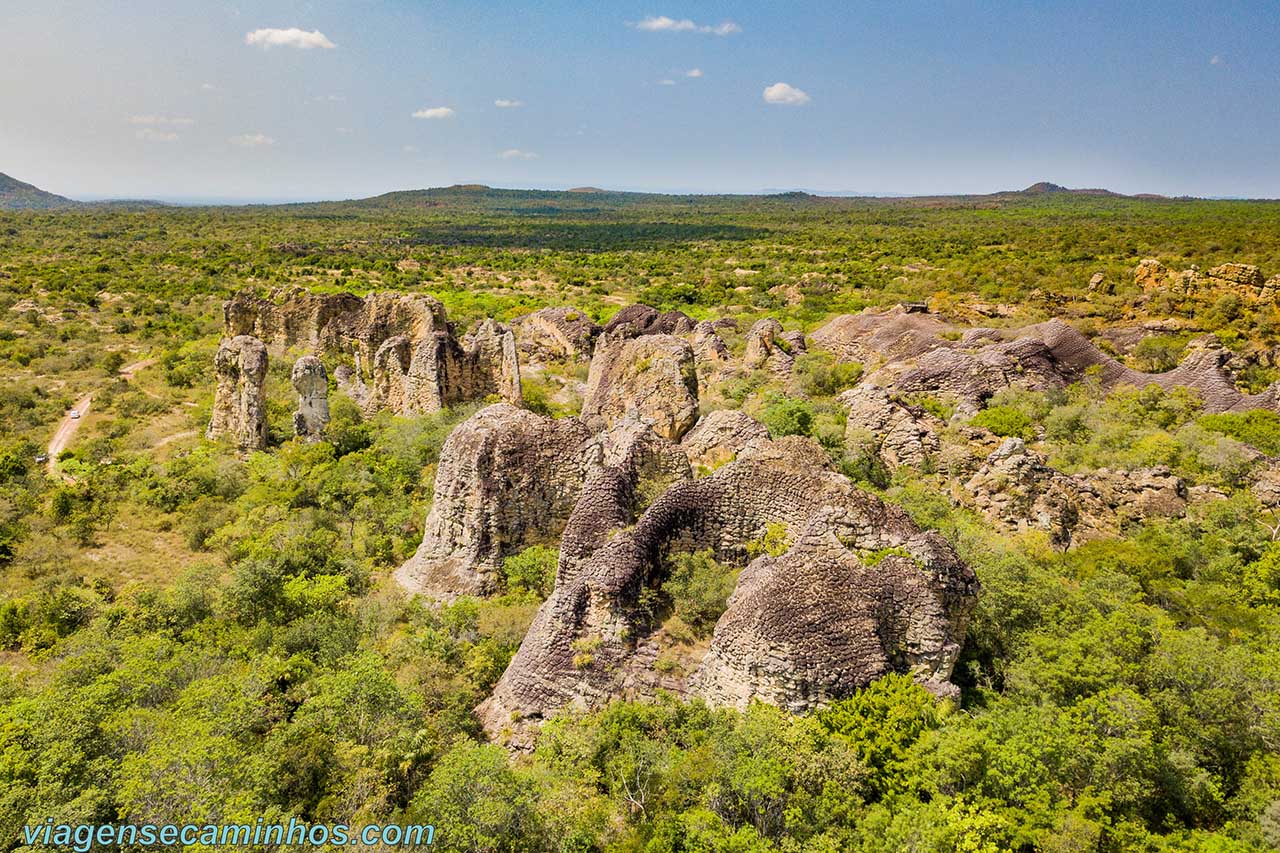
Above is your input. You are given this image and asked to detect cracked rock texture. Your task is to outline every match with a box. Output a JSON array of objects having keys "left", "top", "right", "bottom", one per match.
[
  {"left": 511, "top": 307, "right": 601, "bottom": 362},
  {"left": 743, "top": 318, "right": 803, "bottom": 378},
  {"left": 207, "top": 335, "right": 269, "bottom": 451},
  {"left": 396, "top": 404, "right": 690, "bottom": 599},
  {"left": 581, "top": 333, "right": 700, "bottom": 441},
  {"left": 679, "top": 409, "right": 770, "bottom": 469},
  {"left": 291, "top": 355, "right": 329, "bottom": 441},
  {"left": 838, "top": 385, "right": 944, "bottom": 469},
  {"left": 478, "top": 435, "right": 978, "bottom": 744}
]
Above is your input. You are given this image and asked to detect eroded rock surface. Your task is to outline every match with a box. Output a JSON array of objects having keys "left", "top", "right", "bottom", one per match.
[
  {"left": 602, "top": 304, "right": 695, "bottom": 338},
  {"left": 478, "top": 436, "right": 978, "bottom": 743},
  {"left": 511, "top": 307, "right": 601, "bottom": 362},
  {"left": 743, "top": 318, "right": 803, "bottom": 378},
  {"left": 396, "top": 404, "right": 597, "bottom": 598},
  {"left": 396, "top": 404, "right": 691, "bottom": 599},
  {"left": 679, "top": 409, "right": 769, "bottom": 469},
  {"left": 206, "top": 335, "right": 268, "bottom": 450},
  {"left": 223, "top": 288, "right": 520, "bottom": 417},
  {"left": 959, "top": 438, "right": 1188, "bottom": 548},
  {"left": 838, "top": 385, "right": 944, "bottom": 469},
  {"left": 581, "top": 333, "right": 699, "bottom": 441},
  {"left": 291, "top": 355, "right": 329, "bottom": 440}
]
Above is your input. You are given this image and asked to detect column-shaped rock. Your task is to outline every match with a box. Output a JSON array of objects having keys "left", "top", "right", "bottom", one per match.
[
  {"left": 291, "top": 355, "right": 330, "bottom": 441},
  {"left": 206, "top": 335, "right": 268, "bottom": 450}
]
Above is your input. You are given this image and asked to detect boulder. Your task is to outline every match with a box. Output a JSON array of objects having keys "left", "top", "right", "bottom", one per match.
[
  {"left": 291, "top": 356, "right": 329, "bottom": 440},
  {"left": 581, "top": 333, "right": 700, "bottom": 441},
  {"left": 838, "top": 385, "right": 944, "bottom": 469},
  {"left": 680, "top": 409, "right": 769, "bottom": 468},
  {"left": 602, "top": 304, "right": 695, "bottom": 338},
  {"left": 1134, "top": 258, "right": 1169, "bottom": 291},
  {"left": 1208, "top": 263, "right": 1266, "bottom": 291},
  {"left": 743, "top": 318, "right": 798, "bottom": 377},
  {"left": 510, "top": 307, "right": 600, "bottom": 362},
  {"left": 206, "top": 336, "right": 269, "bottom": 451}
]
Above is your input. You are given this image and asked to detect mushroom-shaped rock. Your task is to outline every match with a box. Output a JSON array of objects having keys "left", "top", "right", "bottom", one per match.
[
  {"left": 206, "top": 335, "right": 269, "bottom": 451},
  {"left": 291, "top": 356, "right": 329, "bottom": 441},
  {"left": 581, "top": 333, "right": 700, "bottom": 441}
]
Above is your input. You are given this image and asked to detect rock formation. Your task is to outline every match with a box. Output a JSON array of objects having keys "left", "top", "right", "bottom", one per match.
[
  {"left": 602, "top": 304, "right": 695, "bottom": 338},
  {"left": 679, "top": 409, "right": 769, "bottom": 469},
  {"left": 291, "top": 355, "right": 329, "bottom": 441},
  {"left": 814, "top": 309, "right": 1280, "bottom": 415},
  {"left": 206, "top": 335, "right": 269, "bottom": 451},
  {"left": 838, "top": 384, "right": 944, "bottom": 469},
  {"left": 396, "top": 404, "right": 597, "bottom": 598},
  {"left": 396, "top": 404, "right": 690, "bottom": 599},
  {"left": 581, "top": 333, "right": 700, "bottom": 441},
  {"left": 958, "top": 438, "right": 1188, "bottom": 549},
  {"left": 511, "top": 307, "right": 600, "bottom": 362},
  {"left": 743, "top": 318, "right": 804, "bottom": 378},
  {"left": 478, "top": 435, "right": 978, "bottom": 744},
  {"left": 222, "top": 288, "right": 520, "bottom": 417}
]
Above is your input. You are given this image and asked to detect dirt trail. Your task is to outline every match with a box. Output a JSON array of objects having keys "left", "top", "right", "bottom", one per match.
[{"left": 45, "top": 357, "right": 156, "bottom": 473}]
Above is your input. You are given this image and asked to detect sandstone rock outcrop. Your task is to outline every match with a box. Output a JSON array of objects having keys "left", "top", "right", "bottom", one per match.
[
  {"left": 602, "top": 304, "right": 695, "bottom": 338},
  {"left": 478, "top": 435, "right": 978, "bottom": 743},
  {"left": 959, "top": 438, "right": 1187, "bottom": 548},
  {"left": 838, "top": 384, "right": 944, "bottom": 469},
  {"left": 1134, "top": 258, "right": 1169, "bottom": 291},
  {"left": 814, "top": 311, "right": 1280, "bottom": 415},
  {"left": 679, "top": 409, "right": 769, "bottom": 469},
  {"left": 581, "top": 333, "right": 699, "bottom": 441},
  {"left": 396, "top": 404, "right": 691, "bottom": 599},
  {"left": 396, "top": 404, "right": 597, "bottom": 598},
  {"left": 206, "top": 335, "right": 269, "bottom": 450},
  {"left": 1208, "top": 263, "right": 1266, "bottom": 290},
  {"left": 222, "top": 288, "right": 520, "bottom": 417},
  {"left": 511, "top": 307, "right": 600, "bottom": 362},
  {"left": 742, "top": 318, "right": 805, "bottom": 378},
  {"left": 291, "top": 355, "right": 329, "bottom": 441}
]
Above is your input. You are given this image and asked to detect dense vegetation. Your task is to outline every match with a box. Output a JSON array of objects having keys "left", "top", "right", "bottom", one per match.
[{"left": 1, "top": 188, "right": 1280, "bottom": 851}]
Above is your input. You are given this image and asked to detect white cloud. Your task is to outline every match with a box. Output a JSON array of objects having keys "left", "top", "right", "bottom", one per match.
[
  {"left": 686, "top": 68, "right": 703, "bottom": 78},
  {"left": 244, "top": 27, "right": 336, "bottom": 49},
  {"left": 403, "top": 144, "right": 420, "bottom": 153},
  {"left": 658, "top": 78, "right": 676, "bottom": 86},
  {"left": 130, "top": 115, "right": 195, "bottom": 126},
  {"left": 494, "top": 98, "right": 523, "bottom": 108},
  {"left": 500, "top": 148, "right": 539, "bottom": 160},
  {"left": 631, "top": 16, "right": 740, "bottom": 35},
  {"left": 136, "top": 128, "right": 180, "bottom": 142},
  {"left": 200, "top": 82, "right": 218, "bottom": 92},
  {"left": 310, "top": 94, "right": 345, "bottom": 103},
  {"left": 412, "top": 106, "right": 455, "bottom": 119},
  {"left": 1210, "top": 54, "right": 1224, "bottom": 65},
  {"left": 229, "top": 133, "right": 275, "bottom": 146},
  {"left": 336, "top": 127, "right": 354, "bottom": 134},
  {"left": 762, "top": 82, "right": 810, "bottom": 105}
]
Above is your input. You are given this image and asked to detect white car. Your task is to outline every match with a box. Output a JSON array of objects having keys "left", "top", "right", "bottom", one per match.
[{"left": 69, "top": 410, "right": 80, "bottom": 419}]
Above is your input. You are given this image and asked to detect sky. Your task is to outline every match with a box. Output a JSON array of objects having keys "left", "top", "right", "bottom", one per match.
[{"left": 1, "top": 0, "right": 1278, "bottom": 201}]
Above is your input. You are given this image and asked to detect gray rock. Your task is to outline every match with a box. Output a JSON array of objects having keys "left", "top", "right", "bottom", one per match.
[{"left": 291, "top": 356, "right": 329, "bottom": 440}]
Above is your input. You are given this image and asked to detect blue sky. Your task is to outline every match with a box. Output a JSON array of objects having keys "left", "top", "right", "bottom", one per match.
[{"left": 2, "top": 1, "right": 1277, "bottom": 200}]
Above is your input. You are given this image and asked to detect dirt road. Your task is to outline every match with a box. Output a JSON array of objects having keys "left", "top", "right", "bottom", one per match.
[{"left": 45, "top": 357, "right": 156, "bottom": 473}]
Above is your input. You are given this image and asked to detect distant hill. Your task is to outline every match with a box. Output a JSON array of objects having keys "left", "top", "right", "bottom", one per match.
[
  {"left": 0, "top": 172, "right": 78, "bottom": 210},
  {"left": 1018, "top": 181, "right": 1120, "bottom": 197}
]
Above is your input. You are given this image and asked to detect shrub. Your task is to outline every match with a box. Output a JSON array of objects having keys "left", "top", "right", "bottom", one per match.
[
  {"left": 1199, "top": 409, "right": 1280, "bottom": 456},
  {"left": 761, "top": 396, "right": 815, "bottom": 438},
  {"left": 661, "top": 550, "right": 739, "bottom": 636},
  {"left": 970, "top": 405, "right": 1033, "bottom": 439},
  {"left": 501, "top": 545, "right": 558, "bottom": 598}
]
